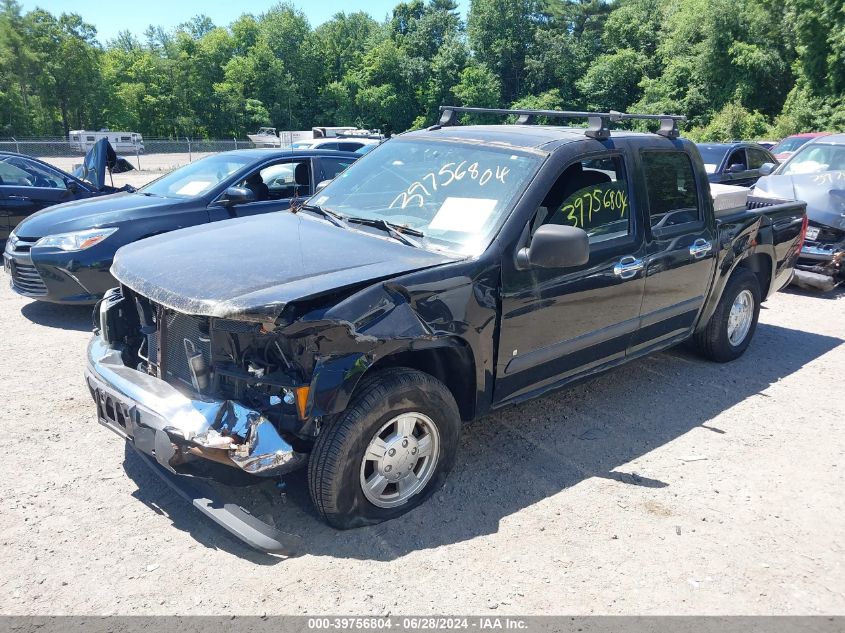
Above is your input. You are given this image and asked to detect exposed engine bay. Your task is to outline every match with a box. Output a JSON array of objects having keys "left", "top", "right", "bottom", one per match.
[{"left": 93, "top": 285, "right": 315, "bottom": 479}]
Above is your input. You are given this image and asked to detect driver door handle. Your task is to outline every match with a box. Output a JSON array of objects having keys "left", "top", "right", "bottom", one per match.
[
  {"left": 689, "top": 238, "right": 713, "bottom": 259},
  {"left": 613, "top": 256, "right": 644, "bottom": 279}
]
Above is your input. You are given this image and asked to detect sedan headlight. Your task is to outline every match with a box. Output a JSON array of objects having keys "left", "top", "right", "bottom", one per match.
[{"left": 35, "top": 227, "right": 118, "bottom": 251}]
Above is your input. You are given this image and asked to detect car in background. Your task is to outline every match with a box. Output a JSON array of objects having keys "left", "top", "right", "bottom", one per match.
[
  {"left": 291, "top": 132, "right": 385, "bottom": 153},
  {"left": 696, "top": 142, "right": 778, "bottom": 187},
  {"left": 756, "top": 140, "right": 778, "bottom": 150},
  {"left": 291, "top": 137, "right": 375, "bottom": 151},
  {"left": 0, "top": 140, "right": 130, "bottom": 245},
  {"left": 3, "top": 148, "right": 358, "bottom": 303},
  {"left": 754, "top": 133, "right": 845, "bottom": 290},
  {"left": 770, "top": 132, "right": 831, "bottom": 161}
]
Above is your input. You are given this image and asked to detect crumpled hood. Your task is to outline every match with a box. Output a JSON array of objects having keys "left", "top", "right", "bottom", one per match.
[
  {"left": 112, "top": 212, "right": 459, "bottom": 322},
  {"left": 755, "top": 171, "right": 845, "bottom": 230}
]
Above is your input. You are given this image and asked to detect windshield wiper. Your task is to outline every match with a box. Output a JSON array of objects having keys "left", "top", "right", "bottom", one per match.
[
  {"left": 296, "top": 203, "right": 348, "bottom": 229},
  {"left": 345, "top": 217, "right": 424, "bottom": 248}
]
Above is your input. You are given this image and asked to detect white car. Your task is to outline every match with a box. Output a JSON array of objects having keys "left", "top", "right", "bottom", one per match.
[{"left": 290, "top": 137, "right": 380, "bottom": 152}]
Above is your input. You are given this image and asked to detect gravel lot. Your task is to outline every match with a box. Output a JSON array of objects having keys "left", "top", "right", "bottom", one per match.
[
  {"left": 0, "top": 274, "right": 842, "bottom": 615},
  {"left": 41, "top": 151, "right": 274, "bottom": 192},
  {"left": 45, "top": 152, "right": 225, "bottom": 177}
]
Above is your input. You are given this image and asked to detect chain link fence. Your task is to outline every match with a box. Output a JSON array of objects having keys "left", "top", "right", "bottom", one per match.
[{"left": 0, "top": 137, "right": 260, "bottom": 174}]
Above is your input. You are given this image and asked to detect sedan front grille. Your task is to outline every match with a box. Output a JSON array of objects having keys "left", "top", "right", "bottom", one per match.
[
  {"left": 10, "top": 262, "right": 47, "bottom": 296},
  {"left": 7, "top": 237, "right": 38, "bottom": 254}
]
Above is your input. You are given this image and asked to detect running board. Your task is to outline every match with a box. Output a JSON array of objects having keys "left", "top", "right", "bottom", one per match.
[{"left": 132, "top": 445, "right": 302, "bottom": 555}]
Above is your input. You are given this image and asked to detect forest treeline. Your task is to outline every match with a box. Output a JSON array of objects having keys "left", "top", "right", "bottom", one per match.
[{"left": 1, "top": 0, "right": 843, "bottom": 141}]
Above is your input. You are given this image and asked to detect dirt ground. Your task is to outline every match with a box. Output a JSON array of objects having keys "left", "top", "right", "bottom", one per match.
[{"left": 0, "top": 274, "right": 842, "bottom": 615}]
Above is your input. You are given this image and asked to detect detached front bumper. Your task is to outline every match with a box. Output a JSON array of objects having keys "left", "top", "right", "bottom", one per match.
[
  {"left": 85, "top": 337, "right": 307, "bottom": 477},
  {"left": 84, "top": 336, "right": 306, "bottom": 553}
]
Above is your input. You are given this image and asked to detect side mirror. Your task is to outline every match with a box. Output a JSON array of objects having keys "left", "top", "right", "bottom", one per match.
[
  {"left": 516, "top": 224, "right": 590, "bottom": 270},
  {"left": 315, "top": 179, "right": 332, "bottom": 193},
  {"left": 219, "top": 186, "right": 255, "bottom": 206},
  {"left": 728, "top": 163, "right": 746, "bottom": 174},
  {"left": 758, "top": 162, "right": 776, "bottom": 176},
  {"left": 64, "top": 178, "right": 80, "bottom": 193}
]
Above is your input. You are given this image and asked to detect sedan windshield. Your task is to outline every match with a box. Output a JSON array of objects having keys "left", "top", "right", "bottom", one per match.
[
  {"left": 140, "top": 154, "right": 254, "bottom": 198},
  {"left": 310, "top": 138, "right": 543, "bottom": 255},
  {"left": 772, "top": 136, "right": 813, "bottom": 154},
  {"left": 780, "top": 143, "right": 845, "bottom": 176},
  {"left": 697, "top": 145, "right": 729, "bottom": 173}
]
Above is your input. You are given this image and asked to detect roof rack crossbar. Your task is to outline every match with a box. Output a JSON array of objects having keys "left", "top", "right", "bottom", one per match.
[{"left": 436, "top": 106, "right": 686, "bottom": 140}]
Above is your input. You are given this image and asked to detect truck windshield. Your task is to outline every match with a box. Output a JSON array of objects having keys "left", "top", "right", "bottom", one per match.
[
  {"left": 780, "top": 143, "right": 845, "bottom": 176},
  {"left": 310, "top": 138, "right": 543, "bottom": 255},
  {"left": 140, "top": 154, "right": 254, "bottom": 199}
]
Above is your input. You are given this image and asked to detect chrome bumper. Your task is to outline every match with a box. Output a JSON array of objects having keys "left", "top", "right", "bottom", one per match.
[
  {"left": 801, "top": 244, "right": 843, "bottom": 261},
  {"left": 85, "top": 336, "right": 306, "bottom": 477}
]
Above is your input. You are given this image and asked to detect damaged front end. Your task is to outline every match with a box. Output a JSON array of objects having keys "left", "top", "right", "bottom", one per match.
[
  {"left": 85, "top": 286, "right": 309, "bottom": 480},
  {"left": 794, "top": 221, "right": 845, "bottom": 292}
]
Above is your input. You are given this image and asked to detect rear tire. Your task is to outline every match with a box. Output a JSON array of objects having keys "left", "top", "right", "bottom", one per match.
[
  {"left": 694, "top": 268, "right": 761, "bottom": 362},
  {"left": 308, "top": 368, "right": 460, "bottom": 529}
]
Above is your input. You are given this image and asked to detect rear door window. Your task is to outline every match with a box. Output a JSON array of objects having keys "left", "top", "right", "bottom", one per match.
[{"left": 641, "top": 151, "right": 701, "bottom": 230}]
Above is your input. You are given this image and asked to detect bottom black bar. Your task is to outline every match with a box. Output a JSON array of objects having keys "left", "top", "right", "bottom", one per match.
[{"left": 0, "top": 616, "right": 841, "bottom": 633}]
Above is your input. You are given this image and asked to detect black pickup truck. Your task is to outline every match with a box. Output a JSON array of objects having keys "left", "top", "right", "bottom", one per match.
[{"left": 85, "top": 107, "right": 807, "bottom": 552}]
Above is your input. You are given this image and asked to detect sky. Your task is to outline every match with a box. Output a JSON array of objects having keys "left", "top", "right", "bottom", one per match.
[{"left": 20, "top": 0, "right": 471, "bottom": 44}]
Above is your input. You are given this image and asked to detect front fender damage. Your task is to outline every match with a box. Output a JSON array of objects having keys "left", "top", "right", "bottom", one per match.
[{"left": 271, "top": 271, "right": 485, "bottom": 426}]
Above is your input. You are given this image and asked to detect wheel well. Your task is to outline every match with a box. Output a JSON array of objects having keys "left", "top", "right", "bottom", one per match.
[
  {"left": 737, "top": 253, "right": 772, "bottom": 298},
  {"left": 365, "top": 344, "right": 476, "bottom": 421}
]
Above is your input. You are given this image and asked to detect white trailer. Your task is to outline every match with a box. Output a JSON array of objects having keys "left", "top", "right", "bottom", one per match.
[{"left": 69, "top": 130, "right": 144, "bottom": 153}]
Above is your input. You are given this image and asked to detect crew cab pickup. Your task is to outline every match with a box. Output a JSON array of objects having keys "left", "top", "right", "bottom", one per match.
[{"left": 85, "top": 107, "right": 807, "bottom": 552}]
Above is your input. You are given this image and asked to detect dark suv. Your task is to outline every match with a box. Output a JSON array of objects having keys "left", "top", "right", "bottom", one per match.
[{"left": 696, "top": 142, "right": 778, "bottom": 187}]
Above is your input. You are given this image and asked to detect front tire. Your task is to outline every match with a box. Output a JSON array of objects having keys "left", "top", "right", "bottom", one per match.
[
  {"left": 308, "top": 368, "right": 460, "bottom": 529},
  {"left": 694, "top": 268, "right": 761, "bottom": 362}
]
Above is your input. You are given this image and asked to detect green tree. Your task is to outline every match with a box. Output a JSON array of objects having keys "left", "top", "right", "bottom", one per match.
[
  {"left": 577, "top": 48, "right": 648, "bottom": 111},
  {"left": 26, "top": 9, "right": 103, "bottom": 135},
  {"left": 468, "top": 0, "right": 542, "bottom": 103},
  {"left": 451, "top": 63, "right": 501, "bottom": 122}
]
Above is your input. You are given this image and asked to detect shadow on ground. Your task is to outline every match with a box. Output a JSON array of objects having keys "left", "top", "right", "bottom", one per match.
[
  {"left": 20, "top": 301, "right": 94, "bottom": 332},
  {"left": 783, "top": 282, "right": 845, "bottom": 301},
  {"left": 122, "top": 320, "right": 842, "bottom": 563}
]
